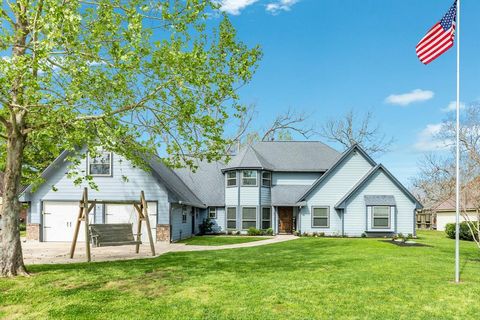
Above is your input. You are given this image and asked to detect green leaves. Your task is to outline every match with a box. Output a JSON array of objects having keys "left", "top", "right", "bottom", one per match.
[{"left": 0, "top": 0, "right": 261, "bottom": 185}]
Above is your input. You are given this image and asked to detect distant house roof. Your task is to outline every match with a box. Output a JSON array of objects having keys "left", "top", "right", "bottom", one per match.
[
  {"left": 271, "top": 185, "right": 310, "bottom": 206},
  {"left": 174, "top": 160, "right": 225, "bottom": 207},
  {"left": 335, "top": 164, "right": 423, "bottom": 210},
  {"left": 222, "top": 141, "right": 340, "bottom": 172}
]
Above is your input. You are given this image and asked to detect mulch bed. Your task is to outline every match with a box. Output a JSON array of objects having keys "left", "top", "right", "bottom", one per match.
[{"left": 380, "top": 240, "right": 431, "bottom": 247}]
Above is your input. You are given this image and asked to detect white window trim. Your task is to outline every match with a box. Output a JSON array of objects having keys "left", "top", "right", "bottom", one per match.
[
  {"left": 261, "top": 171, "right": 272, "bottom": 187},
  {"left": 226, "top": 207, "right": 237, "bottom": 230},
  {"left": 87, "top": 150, "right": 113, "bottom": 177},
  {"left": 241, "top": 170, "right": 258, "bottom": 187},
  {"left": 182, "top": 206, "right": 188, "bottom": 224},
  {"left": 371, "top": 206, "right": 391, "bottom": 229},
  {"left": 261, "top": 206, "right": 271, "bottom": 229},
  {"left": 208, "top": 207, "right": 217, "bottom": 219},
  {"left": 311, "top": 206, "right": 330, "bottom": 228},
  {"left": 241, "top": 206, "right": 257, "bottom": 230},
  {"left": 226, "top": 171, "right": 237, "bottom": 187}
]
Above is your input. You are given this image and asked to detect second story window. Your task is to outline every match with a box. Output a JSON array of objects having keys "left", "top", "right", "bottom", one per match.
[
  {"left": 262, "top": 172, "right": 272, "bottom": 187},
  {"left": 226, "top": 171, "right": 237, "bottom": 187},
  {"left": 208, "top": 207, "right": 217, "bottom": 219},
  {"left": 241, "top": 170, "right": 257, "bottom": 186},
  {"left": 88, "top": 150, "right": 112, "bottom": 176}
]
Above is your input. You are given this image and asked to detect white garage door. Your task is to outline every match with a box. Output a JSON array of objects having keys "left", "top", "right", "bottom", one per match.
[
  {"left": 105, "top": 203, "right": 157, "bottom": 243},
  {"left": 43, "top": 201, "right": 93, "bottom": 242}
]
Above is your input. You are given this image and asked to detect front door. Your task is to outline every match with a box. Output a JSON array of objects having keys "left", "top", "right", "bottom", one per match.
[{"left": 278, "top": 207, "right": 293, "bottom": 234}]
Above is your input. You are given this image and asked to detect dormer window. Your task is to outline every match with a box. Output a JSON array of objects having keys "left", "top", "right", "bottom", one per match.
[
  {"left": 261, "top": 172, "right": 271, "bottom": 187},
  {"left": 226, "top": 171, "right": 237, "bottom": 187},
  {"left": 241, "top": 170, "right": 257, "bottom": 186},
  {"left": 87, "top": 150, "right": 112, "bottom": 176}
]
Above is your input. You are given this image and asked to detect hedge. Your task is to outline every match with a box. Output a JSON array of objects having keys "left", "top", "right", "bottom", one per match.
[{"left": 444, "top": 221, "right": 479, "bottom": 241}]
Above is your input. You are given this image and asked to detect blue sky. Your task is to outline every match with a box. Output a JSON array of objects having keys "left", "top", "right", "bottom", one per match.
[{"left": 216, "top": 0, "right": 480, "bottom": 185}]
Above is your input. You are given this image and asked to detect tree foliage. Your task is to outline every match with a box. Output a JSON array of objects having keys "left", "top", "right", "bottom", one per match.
[{"left": 0, "top": 0, "right": 261, "bottom": 276}]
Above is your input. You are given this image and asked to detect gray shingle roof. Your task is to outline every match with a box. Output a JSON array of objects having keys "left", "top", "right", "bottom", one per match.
[
  {"left": 271, "top": 185, "right": 310, "bottom": 206},
  {"left": 223, "top": 141, "right": 340, "bottom": 172},
  {"left": 174, "top": 160, "right": 225, "bottom": 207},
  {"left": 145, "top": 156, "right": 205, "bottom": 208}
]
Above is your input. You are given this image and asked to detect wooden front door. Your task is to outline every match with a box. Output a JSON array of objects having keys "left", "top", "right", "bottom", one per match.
[{"left": 278, "top": 207, "right": 293, "bottom": 234}]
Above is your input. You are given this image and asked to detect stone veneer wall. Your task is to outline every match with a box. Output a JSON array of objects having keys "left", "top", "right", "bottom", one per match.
[
  {"left": 156, "top": 224, "right": 170, "bottom": 242},
  {"left": 26, "top": 223, "right": 40, "bottom": 241}
]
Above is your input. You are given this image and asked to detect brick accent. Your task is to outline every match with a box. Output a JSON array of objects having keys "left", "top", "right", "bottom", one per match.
[
  {"left": 156, "top": 224, "right": 170, "bottom": 242},
  {"left": 26, "top": 224, "right": 40, "bottom": 241}
]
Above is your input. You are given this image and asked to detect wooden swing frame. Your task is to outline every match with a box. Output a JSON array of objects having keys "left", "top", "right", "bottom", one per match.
[{"left": 69, "top": 187, "right": 156, "bottom": 262}]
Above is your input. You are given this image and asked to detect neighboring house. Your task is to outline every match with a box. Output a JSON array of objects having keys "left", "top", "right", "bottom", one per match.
[
  {"left": 20, "top": 142, "right": 422, "bottom": 242},
  {"left": 424, "top": 197, "right": 479, "bottom": 231}
]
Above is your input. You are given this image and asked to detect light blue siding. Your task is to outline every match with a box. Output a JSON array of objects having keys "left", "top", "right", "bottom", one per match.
[
  {"left": 171, "top": 204, "right": 193, "bottom": 241},
  {"left": 344, "top": 170, "right": 416, "bottom": 236},
  {"left": 26, "top": 151, "right": 170, "bottom": 228},
  {"left": 273, "top": 172, "right": 322, "bottom": 185},
  {"left": 260, "top": 187, "right": 271, "bottom": 205},
  {"left": 240, "top": 186, "right": 259, "bottom": 206},
  {"left": 301, "top": 151, "right": 374, "bottom": 235},
  {"left": 225, "top": 187, "right": 238, "bottom": 206},
  {"left": 207, "top": 207, "right": 226, "bottom": 233}
]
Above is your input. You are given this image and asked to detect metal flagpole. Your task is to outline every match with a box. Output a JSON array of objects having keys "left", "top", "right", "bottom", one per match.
[{"left": 455, "top": 0, "right": 461, "bottom": 284}]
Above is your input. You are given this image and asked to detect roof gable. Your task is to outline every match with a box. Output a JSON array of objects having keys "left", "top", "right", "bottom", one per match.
[
  {"left": 334, "top": 164, "right": 422, "bottom": 209},
  {"left": 297, "top": 144, "right": 377, "bottom": 202}
]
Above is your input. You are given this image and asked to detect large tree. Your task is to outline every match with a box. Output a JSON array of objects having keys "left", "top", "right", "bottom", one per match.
[
  {"left": 413, "top": 102, "right": 480, "bottom": 248},
  {"left": 0, "top": 0, "right": 260, "bottom": 276},
  {"left": 319, "top": 109, "right": 394, "bottom": 156}
]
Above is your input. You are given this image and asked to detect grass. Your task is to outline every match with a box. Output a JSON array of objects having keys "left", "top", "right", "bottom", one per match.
[
  {"left": 1, "top": 231, "right": 479, "bottom": 319},
  {"left": 177, "top": 235, "right": 269, "bottom": 246}
]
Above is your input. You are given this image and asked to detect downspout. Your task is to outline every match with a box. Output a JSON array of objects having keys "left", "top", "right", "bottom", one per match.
[{"left": 169, "top": 203, "right": 172, "bottom": 243}]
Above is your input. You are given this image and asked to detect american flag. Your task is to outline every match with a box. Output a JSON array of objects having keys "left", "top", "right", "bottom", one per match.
[{"left": 416, "top": 1, "right": 457, "bottom": 65}]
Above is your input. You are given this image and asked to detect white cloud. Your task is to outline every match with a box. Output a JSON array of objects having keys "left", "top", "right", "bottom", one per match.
[
  {"left": 414, "top": 123, "right": 451, "bottom": 152},
  {"left": 385, "top": 89, "right": 434, "bottom": 106},
  {"left": 266, "top": 0, "right": 300, "bottom": 14},
  {"left": 219, "top": 0, "right": 259, "bottom": 15},
  {"left": 441, "top": 100, "right": 466, "bottom": 113}
]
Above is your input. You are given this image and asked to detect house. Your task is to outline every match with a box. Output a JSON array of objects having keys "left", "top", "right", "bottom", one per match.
[
  {"left": 422, "top": 197, "right": 479, "bottom": 231},
  {"left": 20, "top": 142, "right": 422, "bottom": 242}
]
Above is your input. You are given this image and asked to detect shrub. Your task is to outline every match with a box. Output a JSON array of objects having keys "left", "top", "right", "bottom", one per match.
[
  {"left": 361, "top": 232, "right": 367, "bottom": 238},
  {"left": 293, "top": 230, "right": 300, "bottom": 236},
  {"left": 445, "top": 222, "right": 478, "bottom": 241},
  {"left": 264, "top": 228, "right": 273, "bottom": 236},
  {"left": 19, "top": 223, "right": 26, "bottom": 232},
  {"left": 319, "top": 232, "right": 325, "bottom": 237},
  {"left": 247, "top": 227, "right": 262, "bottom": 236},
  {"left": 199, "top": 218, "right": 214, "bottom": 235}
]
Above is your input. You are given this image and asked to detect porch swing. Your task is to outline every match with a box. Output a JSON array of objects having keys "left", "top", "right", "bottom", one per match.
[{"left": 69, "top": 187, "right": 156, "bottom": 262}]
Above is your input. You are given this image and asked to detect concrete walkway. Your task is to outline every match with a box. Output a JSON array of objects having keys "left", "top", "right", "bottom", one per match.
[{"left": 21, "top": 235, "right": 297, "bottom": 265}]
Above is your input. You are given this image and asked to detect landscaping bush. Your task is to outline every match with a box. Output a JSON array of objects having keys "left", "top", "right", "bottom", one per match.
[
  {"left": 199, "top": 218, "right": 214, "bottom": 235},
  {"left": 264, "top": 228, "right": 273, "bottom": 236},
  {"left": 445, "top": 222, "right": 479, "bottom": 241},
  {"left": 247, "top": 227, "right": 262, "bottom": 236},
  {"left": 19, "top": 223, "right": 26, "bottom": 232}
]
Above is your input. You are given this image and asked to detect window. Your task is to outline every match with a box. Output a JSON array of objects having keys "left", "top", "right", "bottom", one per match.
[
  {"left": 226, "top": 171, "right": 237, "bottom": 187},
  {"left": 88, "top": 150, "right": 112, "bottom": 176},
  {"left": 372, "top": 206, "right": 390, "bottom": 228},
  {"left": 312, "top": 207, "right": 329, "bottom": 228},
  {"left": 241, "top": 170, "right": 257, "bottom": 186},
  {"left": 242, "top": 207, "right": 257, "bottom": 229},
  {"left": 261, "top": 207, "right": 271, "bottom": 229},
  {"left": 208, "top": 207, "right": 217, "bottom": 219},
  {"left": 182, "top": 206, "right": 188, "bottom": 223},
  {"left": 227, "top": 207, "right": 237, "bottom": 229},
  {"left": 262, "top": 172, "right": 272, "bottom": 187}
]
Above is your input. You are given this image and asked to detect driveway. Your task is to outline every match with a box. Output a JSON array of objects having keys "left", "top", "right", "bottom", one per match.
[{"left": 21, "top": 235, "right": 297, "bottom": 265}]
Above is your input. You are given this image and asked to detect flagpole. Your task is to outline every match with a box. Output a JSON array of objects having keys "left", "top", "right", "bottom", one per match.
[{"left": 455, "top": 0, "right": 461, "bottom": 284}]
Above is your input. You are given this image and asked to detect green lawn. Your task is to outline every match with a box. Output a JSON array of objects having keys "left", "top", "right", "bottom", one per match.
[
  {"left": 1, "top": 231, "right": 480, "bottom": 319},
  {"left": 177, "top": 235, "right": 269, "bottom": 246}
]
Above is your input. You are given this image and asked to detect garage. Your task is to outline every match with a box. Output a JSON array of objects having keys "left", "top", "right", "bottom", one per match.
[{"left": 42, "top": 201, "right": 157, "bottom": 242}]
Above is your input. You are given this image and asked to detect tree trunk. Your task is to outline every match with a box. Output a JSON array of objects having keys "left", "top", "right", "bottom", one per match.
[{"left": 0, "top": 134, "right": 28, "bottom": 277}]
